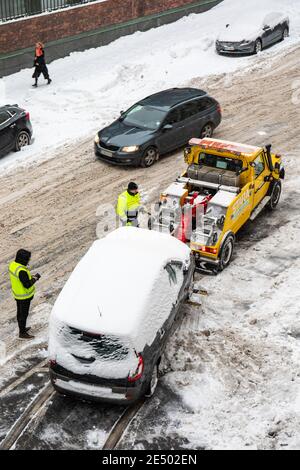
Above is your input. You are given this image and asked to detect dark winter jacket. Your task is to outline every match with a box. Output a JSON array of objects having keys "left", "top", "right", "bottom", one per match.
[{"left": 34, "top": 50, "right": 46, "bottom": 67}]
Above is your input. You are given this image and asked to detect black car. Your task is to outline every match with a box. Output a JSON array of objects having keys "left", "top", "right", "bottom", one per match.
[
  {"left": 95, "top": 88, "right": 222, "bottom": 168},
  {"left": 0, "top": 104, "right": 33, "bottom": 157},
  {"left": 216, "top": 12, "right": 289, "bottom": 55}
]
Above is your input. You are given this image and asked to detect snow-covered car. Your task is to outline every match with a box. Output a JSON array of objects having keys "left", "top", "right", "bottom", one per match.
[
  {"left": 49, "top": 227, "right": 194, "bottom": 404},
  {"left": 216, "top": 11, "right": 289, "bottom": 55}
]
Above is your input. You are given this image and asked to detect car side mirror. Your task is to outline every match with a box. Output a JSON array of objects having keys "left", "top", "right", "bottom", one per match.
[
  {"left": 120, "top": 110, "right": 124, "bottom": 115},
  {"left": 263, "top": 25, "right": 270, "bottom": 31},
  {"left": 163, "top": 124, "right": 173, "bottom": 131}
]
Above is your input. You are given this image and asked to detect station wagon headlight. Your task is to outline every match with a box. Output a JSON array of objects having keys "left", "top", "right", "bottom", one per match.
[
  {"left": 94, "top": 134, "right": 100, "bottom": 144},
  {"left": 122, "top": 145, "right": 139, "bottom": 153}
]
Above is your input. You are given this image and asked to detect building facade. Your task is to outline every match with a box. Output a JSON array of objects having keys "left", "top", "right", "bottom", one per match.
[{"left": 0, "top": 0, "right": 222, "bottom": 77}]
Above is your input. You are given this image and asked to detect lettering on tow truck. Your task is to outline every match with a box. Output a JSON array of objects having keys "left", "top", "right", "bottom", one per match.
[{"left": 231, "top": 188, "right": 250, "bottom": 221}]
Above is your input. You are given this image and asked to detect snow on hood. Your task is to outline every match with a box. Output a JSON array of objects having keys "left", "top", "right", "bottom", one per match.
[{"left": 50, "top": 227, "right": 190, "bottom": 342}]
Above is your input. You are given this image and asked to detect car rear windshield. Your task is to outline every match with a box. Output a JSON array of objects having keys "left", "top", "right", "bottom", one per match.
[
  {"left": 198, "top": 152, "right": 243, "bottom": 173},
  {"left": 122, "top": 104, "right": 166, "bottom": 130},
  {"left": 67, "top": 327, "right": 129, "bottom": 361}
]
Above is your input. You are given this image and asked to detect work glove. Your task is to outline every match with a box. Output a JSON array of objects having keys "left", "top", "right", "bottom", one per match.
[{"left": 34, "top": 273, "right": 41, "bottom": 281}]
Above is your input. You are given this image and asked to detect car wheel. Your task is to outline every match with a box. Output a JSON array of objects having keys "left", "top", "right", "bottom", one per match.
[
  {"left": 254, "top": 39, "right": 262, "bottom": 54},
  {"left": 140, "top": 147, "right": 158, "bottom": 168},
  {"left": 267, "top": 180, "right": 282, "bottom": 210},
  {"left": 219, "top": 234, "right": 234, "bottom": 271},
  {"left": 15, "top": 130, "right": 30, "bottom": 151},
  {"left": 145, "top": 363, "right": 159, "bottom": 398},
  {"left": 282, "top": 27, "right": 289, "bottom": 40},
  {"left": 200, "top": 123, "right": 214, "bottom": 139}
]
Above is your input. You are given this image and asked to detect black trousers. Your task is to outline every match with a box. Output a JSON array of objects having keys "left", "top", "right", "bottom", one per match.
[
  {"left": 16, "top": 298, "right": 33, "bottom": 334},
  {"left": 32, "top": 64, "right": 49, "bottom": 80}
]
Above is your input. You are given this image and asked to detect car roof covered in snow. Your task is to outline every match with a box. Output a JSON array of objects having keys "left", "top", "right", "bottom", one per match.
[
  {"left": 189, "top": 138, "right": 262, "bottom": 160},
  {"left": 140, "top": 88, "right": 207, "bottom": 109},
  {"left": 218, "top": 10, "right": 289, "bottom": 42},
  {"left": 51, "top": 227, "right": 191, "bottom": 341}
]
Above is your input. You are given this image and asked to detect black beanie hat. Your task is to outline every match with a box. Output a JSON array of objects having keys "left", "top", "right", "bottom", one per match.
[{"left": 128, "top": 182, "right": 138, "bottom": 191}]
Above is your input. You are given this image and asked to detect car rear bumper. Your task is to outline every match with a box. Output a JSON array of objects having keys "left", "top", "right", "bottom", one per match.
[
  {"left": 94, "top": 143, "right": 141, "bottom": 166},
  {"left": 50, "top": 368, "right": 142, "bottom": 405}
]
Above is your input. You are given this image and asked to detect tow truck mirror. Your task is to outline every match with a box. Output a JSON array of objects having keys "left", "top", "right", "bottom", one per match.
[{"left": 279, "top": 168, "right": 285, "bottom": 180}]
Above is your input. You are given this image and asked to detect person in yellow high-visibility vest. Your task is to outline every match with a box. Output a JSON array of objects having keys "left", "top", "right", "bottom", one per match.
[
  {"left": 116, "top": 182, "right": 141, "bottom": 227},
  {"left": 9, "top": 249, "right": 41, "bottom": 340}
]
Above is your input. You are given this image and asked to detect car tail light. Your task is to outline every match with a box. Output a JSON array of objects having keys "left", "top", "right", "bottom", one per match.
[
  {"left": 128, "top": 353, "right": 144, "bottom": 382},
  {"left": 217, "top": 104, "right": 222, "bottom": 114},
  {"left": 49, "top": 359, "right": 57, "bottom": 367},
  {"left": 200, "top": 246, "right": 217, "bottom": 254},
  {"left": 25, "top": 111, "right": 30, "bottom": 121}
]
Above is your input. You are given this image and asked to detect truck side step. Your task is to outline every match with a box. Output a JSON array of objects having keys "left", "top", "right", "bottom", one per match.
[{"left": 250, "top": 196, "right": 271, "bottom": 221}]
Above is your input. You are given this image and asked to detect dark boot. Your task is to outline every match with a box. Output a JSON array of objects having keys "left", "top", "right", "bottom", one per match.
[
  {"left": 32, "top": 79, "right": 38, "bottom": 88},
  {"left": 47, "top": 78, "right": 52, "bottom": 85},
  {"left": 19, "top": 332, "right": 35, "bottom": 340}
]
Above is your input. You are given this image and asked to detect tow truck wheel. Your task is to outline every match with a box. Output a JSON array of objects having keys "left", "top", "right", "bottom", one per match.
[
  {"left": 267, "top": 180, "right": 282, "bottom": 210},
  {"left": 219, "top": 235, "right": 234, "bottom": 271},
  {"left": 145, "top": 364, "right": 159, "bottom": 398}
]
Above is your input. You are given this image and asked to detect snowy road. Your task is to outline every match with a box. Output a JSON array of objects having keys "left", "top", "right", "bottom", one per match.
[
  {"left": 0, "top": 0, "right": 299, "bottom": 175},
  {"left": 1, "top": 36, "right": 300, "bottom": 448}
]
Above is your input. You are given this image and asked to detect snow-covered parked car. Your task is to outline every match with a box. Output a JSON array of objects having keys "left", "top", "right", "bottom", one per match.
[
  {"left": 216, "top": 11, "right": 289, "bottom": 55},
  {"left": 49, "top": 227, "right": 194, "bottom": 404}
]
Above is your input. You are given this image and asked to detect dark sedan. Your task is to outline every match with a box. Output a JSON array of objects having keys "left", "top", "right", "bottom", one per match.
[
  {"left": 0, "top": 104, "right": 33, "bottom": 157},
  {"left": 216, "top": 12, "right": 289, "bottom": 55},
  {"left": 95, "top": 88, "right": 222, "bottom": 168}
]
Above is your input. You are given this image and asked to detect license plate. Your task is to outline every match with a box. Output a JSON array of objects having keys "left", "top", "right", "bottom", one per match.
[
  {"left": 100, "top": 148, "right": 113, "bottom": 157},
  {"left": 224, "top": 46, "right": 234, "bottom": 50}
]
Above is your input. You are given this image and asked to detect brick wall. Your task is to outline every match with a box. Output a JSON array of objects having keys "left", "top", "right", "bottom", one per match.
[{"left": 0, "top": 0, "right": 211, "bottom": 54}]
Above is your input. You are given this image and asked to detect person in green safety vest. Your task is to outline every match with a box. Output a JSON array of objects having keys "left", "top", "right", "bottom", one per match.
[
  {"left": 8, "top": 249, "right": 41, "bottom": 339},
  {"left": 116, "top": 182, "right": 141, "bottom": 227}
]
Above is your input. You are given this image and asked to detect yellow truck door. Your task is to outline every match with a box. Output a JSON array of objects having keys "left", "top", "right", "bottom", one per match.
[{"left": 253, "top": 152, "right": 270, "bottom": 208}]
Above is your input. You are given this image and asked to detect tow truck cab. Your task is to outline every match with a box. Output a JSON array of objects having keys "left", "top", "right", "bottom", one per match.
[{"left": 152, "top": 138, "right": 284, "bottom": 271}]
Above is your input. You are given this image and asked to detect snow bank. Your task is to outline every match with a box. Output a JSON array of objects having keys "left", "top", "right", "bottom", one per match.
[{"left": 1, "top": 0, "right": 300, "bottom": 173}]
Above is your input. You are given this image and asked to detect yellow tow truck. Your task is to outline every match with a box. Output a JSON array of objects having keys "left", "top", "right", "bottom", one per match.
[{"left": 150, "top": 138, "right": 285, "bottom": 272}]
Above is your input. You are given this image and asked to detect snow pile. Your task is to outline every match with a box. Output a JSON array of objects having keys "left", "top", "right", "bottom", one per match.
[{"left": 1, "top": 0, "right": 300, "bottom": 173}]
